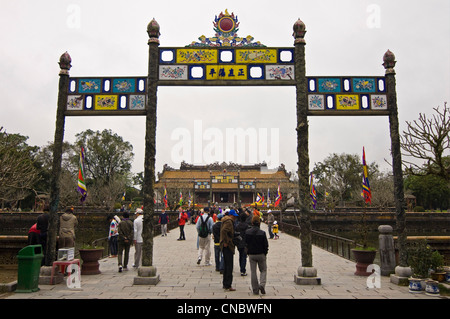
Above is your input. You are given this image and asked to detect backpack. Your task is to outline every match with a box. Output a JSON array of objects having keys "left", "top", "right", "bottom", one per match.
[{"left": 198, "top": 215, "right": 210, "bottom": 238}]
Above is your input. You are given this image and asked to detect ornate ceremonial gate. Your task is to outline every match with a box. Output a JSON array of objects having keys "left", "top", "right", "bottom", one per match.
[{"left": 49, "top": 10, "right": 407, "bottom": 284}]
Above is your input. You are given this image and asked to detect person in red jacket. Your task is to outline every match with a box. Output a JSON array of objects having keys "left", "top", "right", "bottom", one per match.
[
  {"left": 28, "top": 223, "right": 40, "bottom": 245},
  {"left": 177, "top": 207, "right": 188, "bottom": 241}
]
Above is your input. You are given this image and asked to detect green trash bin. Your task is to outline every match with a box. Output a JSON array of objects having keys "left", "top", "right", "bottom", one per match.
[{"left": 16, "top": 245, "right": 44, "bottom": 293}]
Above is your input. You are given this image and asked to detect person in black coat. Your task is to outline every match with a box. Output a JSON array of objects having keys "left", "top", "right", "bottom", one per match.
[
  {"left": 245, "top": 215, "right": 269, "bottom": 295},
  {"left": 212, "top": 213, "right": 224, "bottom": 273},
  {"left": 235, "top": 212, "right": 249, "bottom": 276},
  {"left": 36, "top": 207, "right": 49, "bottom": 265}
]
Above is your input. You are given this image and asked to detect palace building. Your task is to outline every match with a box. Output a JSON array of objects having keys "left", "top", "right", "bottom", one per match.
[{"left": 155, "top": 162, "right": 293, "bottom": 208}]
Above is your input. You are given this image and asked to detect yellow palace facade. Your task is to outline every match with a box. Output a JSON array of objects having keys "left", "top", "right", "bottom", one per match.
[{"left": 155, "top": 162, "right": 293, "bottom": 208}]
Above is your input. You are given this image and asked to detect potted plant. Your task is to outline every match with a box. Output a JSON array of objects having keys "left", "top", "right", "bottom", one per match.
[
  {"left": 78, "top": 237, "right": 104, "bottom": 275},
  {"left": 430, "top": 250, "right": 445, "bottom": 282},
  {"left": 351, "top": 204, "right": 377, "bottom": 276},
  {"left": 406, "top": 239, "right": 432, "bottom": 293},
  {"left": 423, "top": 250, "right": 444, "bottom": 297}
]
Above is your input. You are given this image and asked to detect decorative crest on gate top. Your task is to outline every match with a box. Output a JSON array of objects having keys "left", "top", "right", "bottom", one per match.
[{"left": 187, "top": 9, "right": 266, "bottom": 47}]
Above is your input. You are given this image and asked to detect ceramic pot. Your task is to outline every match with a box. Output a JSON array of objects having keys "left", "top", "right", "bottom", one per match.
[
  {"left": 425, "top": 280, "right": 440, "bottom": 296},
  {"left": 351, "top": 249, "right": 377, "bottom": 276},
  {"left": 430, "top": 271, "right": 446, "bottom": 282},
  {"left": 408, "top": 277, "right": 424, "bottom": 293},
  {"left": 445, "top": 269, "right": 450, "bottom": 283},
  {"left": 79, "top": 248, "right": 103, "bottom": 275}
]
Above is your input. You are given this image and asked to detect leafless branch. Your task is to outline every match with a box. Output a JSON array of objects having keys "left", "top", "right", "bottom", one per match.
[{"left": 400, "top": 102, "right": 450, "bottom": 180}]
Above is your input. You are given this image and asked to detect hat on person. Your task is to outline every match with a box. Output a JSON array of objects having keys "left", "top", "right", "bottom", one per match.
[
  {"left": 228, "top": 209, "right": 238, "bottom": 217},
  {"left": 135, "top": 208, "right": 143, "bottom": 214},
  {"left": 268, "top": 210, "right": 272, "bottom": 213},
  {"left": 217, "top": 213, "right": 224, "bottom": 220},
  {"left": 273, "top": 221, "right": 277, "bottom": 225}
]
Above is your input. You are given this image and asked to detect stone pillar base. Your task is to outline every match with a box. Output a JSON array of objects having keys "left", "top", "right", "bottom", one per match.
[
  {"left": 0, "top": 280, "right": 17, "bottom": 292},
  {"left": 390, "top": 266, "right": 412, "bottom": 286},
  {"left": 133, "top": 266, "right": 160, "bottom": 285},
  {"left": 39, "top": 265, "right": 64, "bottom": 285},
  {"left": 294, "top": 266, "right": 321, "bottom": 285}
]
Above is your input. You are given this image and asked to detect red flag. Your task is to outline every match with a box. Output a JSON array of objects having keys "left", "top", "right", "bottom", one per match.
[{"left": 362, "top": 147, "right": 372, "bottom": 204}]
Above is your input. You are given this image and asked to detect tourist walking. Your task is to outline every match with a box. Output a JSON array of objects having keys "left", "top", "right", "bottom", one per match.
[
  {"left": 133, "top": 208, "right": 143, "bottom": 268},
  {"left": 196, "top": 207, "right": 214, "bottom": 265},
  {"left": 212, "top": 213, "right": 224, "bottom": 273},
  {"left": 177, "top": 207, "right": 188, "bottom": 240},
  {"left": 58, "top": 208, "right": 78, "bottom": 248},
  {"left": 245, "top": 215, "right": 269, "bottom": 295},
  {"left": 107, "top": 214, "right": 120, "bottom": 257},
  {"left": 253, "top": 206, "right": 263, "bottom": 220},
  {"left": 158, "top": 208, "right": 169, "bottom": 236},
  {"left": 243, "top": 208, "right": 252, "bottom": 224},
  {"left": 273, "top": 221, "right": 279, "bottom": 239},
  {"left": 236, "top": 212, "right": 249, "bottom": 276},
  {"left": 267, "top": 210, "right": 274, "bottom": 239},
  {"left": 117, "top": 211, "right": 133, "bottom": 272},
  {"left": 220, "top": 209, "right": 239, "bottom": 291}
]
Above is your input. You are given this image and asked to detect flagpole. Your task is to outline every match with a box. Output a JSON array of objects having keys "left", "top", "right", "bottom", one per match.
[
  {"left": 47, "top": 52, "right": 71, "bottom": 266},
  {"left": 77, "top": 147, "right": 88, "bottom": 215}
]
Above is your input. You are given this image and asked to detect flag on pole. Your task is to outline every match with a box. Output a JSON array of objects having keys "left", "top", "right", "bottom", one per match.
[
  {"left": 255, "top": 193, "right": 264, "bottom": 205},
  {"left": 77, "top": 147, "right": 87, "bottom": 203},
  {"left": 362, "top": 147, "right": 372, "bottom": 204},
  {"left": 267, "top": 188, "right": 271, "bottom": 207},
  {"left": 310, "top": 173, "right": 317, "bottom": 210},
  {"left": 179, "top": 191, "right": 183, "bottom": 206},
  {"left": 163, "top": 185, "right": 168, "bottom": 208},
  {"left": 274, "top": 183, "right": 282, "bottom": 207},
  {"left": 121, "top": 191, "right": 126, "bottom": 201},
  {"left": 188, "top": 191, "right": 192, "bottom": 208}
]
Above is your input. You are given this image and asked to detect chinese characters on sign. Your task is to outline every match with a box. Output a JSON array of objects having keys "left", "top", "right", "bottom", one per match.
[{"left": 158, "top": 48, "right": 295, "bottom": 82}]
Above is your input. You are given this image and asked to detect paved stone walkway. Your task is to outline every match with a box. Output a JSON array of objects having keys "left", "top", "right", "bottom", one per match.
[{"left": 4, "top": 223, "right": 446, "bottom": 300}]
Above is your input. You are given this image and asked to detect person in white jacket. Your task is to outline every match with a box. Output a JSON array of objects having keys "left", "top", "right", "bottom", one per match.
[{"left": 133, "top": 208, "right": 143, "bottom": 268}]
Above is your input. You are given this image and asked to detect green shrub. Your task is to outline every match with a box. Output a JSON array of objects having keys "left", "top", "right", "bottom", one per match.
[
  {"left": 407, "top": 239, "right": 432, "bottom": 278},
  {"left": 430, "top": 250, "right": 444, "bottom": 272}
]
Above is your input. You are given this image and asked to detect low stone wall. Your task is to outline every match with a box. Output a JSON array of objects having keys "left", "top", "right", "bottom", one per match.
[
  {"left": 0, "top": 211, "right": 182, "bottom": 265},
  {"left": 279, "top": 211, "right": 450, "bottom": 233},
  {"left": 0, "top": 236, "right": 28, "bottom": 264}
]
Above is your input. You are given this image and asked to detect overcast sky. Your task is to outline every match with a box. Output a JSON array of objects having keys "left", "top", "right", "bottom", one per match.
[{"left": 1, "top": 0, "right": 449, "bottom": 177}]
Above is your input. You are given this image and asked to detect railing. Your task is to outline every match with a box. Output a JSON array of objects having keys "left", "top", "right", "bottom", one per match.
[
  {"left": 311, "top": 230, "right": 362, "bottom": 261},
  {"left": 278, "top": 221, "right": 362, "bottom": 261}
]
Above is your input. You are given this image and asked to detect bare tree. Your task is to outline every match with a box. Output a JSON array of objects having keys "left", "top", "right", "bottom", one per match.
[
  {"left": 400, "top": 102, "right": 450, "bottom": 180},
  {"left": 0, "top": 127, "right": 39, "bottom": 209},
  {"left": 86, "top": 175, "right": 128, "bottom": 210}
]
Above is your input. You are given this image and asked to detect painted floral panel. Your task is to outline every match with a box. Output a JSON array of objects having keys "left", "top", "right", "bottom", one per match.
[
  {"left": 159, "top": 65, "right": 188, "bottom": 80},
  {"left": 308, "top": 95, "right": 324, "bottom": 110}
]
